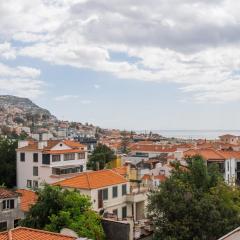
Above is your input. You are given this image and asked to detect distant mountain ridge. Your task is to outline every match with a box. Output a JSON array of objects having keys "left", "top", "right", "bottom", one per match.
[
  {"left": 0, "top": 95, "right": 52, "bottom": 115},
  {"left": 0, "top": 95, "right": 57, "bottom": 127}
]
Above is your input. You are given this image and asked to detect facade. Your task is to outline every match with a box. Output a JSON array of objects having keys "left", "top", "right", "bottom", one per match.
[
  {"left": 16, "top": 140, "right": 88, "bottom": 189},
  {"left": 53, "top": 169, "right": 147, "bottom": 222},
  {"left": 219, "top": 134, "right": 240, "bottom": 145},
  {"left": 184, "top": 149, "right": 240, "bottom": 185},
  {"left": 0, "top": 188, "right": 24, "bottom": 231}
]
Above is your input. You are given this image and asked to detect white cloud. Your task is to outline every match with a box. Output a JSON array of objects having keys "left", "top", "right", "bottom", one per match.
[
  {"left": 0, "top": 42, "right": 16, "bottom": 59},
  {"left": 1, "top": 0, "right": 240, "bottom": 102},
  {"left": 0, "top": 63, "right": 44, "bottom": 98}
]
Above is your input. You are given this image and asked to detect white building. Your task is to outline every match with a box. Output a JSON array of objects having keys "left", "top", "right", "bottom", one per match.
[
  {"left": 53, "top": 169, "right": 147, "bottom": 222},
  {"left": 16, "top": 140, "right": 88, "bottom": 189}
]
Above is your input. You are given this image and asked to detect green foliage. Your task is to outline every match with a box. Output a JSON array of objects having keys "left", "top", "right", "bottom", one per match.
[
  {"left": 21, "top": 185, "right": 105, "bottom": 240},
  {"left": 0, "top": 138, "right": 17, "bottom": 187},
  {"left": 87, "top": 144, "right": 116, "bottom": 170},
  {"left": 148, "top": 155, "right": 240, "bottom": 240}
]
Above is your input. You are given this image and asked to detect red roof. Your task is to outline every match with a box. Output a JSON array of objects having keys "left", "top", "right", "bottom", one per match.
[
  {"left": 0, "top": 227, "right": 76, "bottom": 240},
  {"left": 0, "top": 188, "right": 19, "bottom": 199},
  {"left": 130, "top": 144, "right": 176, "bottom": 153},
  {"left": 16, "top": 189, "right": 37, "bottom": 212},
  {"left": 53, "top": 169, "right": 127, "bottom": 189},
  {"left": 184, "top": 149, "right": 225, "bottom": 161}
]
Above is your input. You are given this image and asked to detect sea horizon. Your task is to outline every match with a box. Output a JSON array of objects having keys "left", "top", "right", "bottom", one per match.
[{"left": 136, "top": 130, "right": 240, "bottom": 140}]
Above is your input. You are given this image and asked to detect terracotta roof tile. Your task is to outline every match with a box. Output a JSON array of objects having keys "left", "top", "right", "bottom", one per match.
[
  {"left": 0, "top": 188, "right": 19, "bottom": 199},
  {"left": 53, "top": 169, "right": 127, "bottom": 189},
  {"left": 16, "top": 189, "right": 37, "bottom": 212},
  {"left": 112, "top": 166, "right": 127, "bottom": 176},
  {"left": 184, "top": 149, "right": 225, "bottom": 161},
  {"left": 0, "top": 227, "right": 76, "bottom": 240},
  {"left": 130, "top": 144, "right": 176, "bottom": 153}
]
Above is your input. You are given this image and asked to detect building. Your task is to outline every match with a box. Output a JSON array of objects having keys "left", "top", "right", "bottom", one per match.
[
  {"left": 0, "top": 227, "right": 78, "bottom": 240},
  {"left": 218, "top": 226, "right": 240, "bottom": 240},
  {"left": 219, "top": 134, "right": 240, "bottom": 145},
  {"left": 16, "top": 140, "right": 88, "bottom": 189},
  {"left": 53, "top": 169, "right": 147, "bottom": 222},
  {"left": 0, "top": 188, "right": 24, "bottom": 231},
  {"left": 184, "top": 149, "right": 240, "bottom": 185}
]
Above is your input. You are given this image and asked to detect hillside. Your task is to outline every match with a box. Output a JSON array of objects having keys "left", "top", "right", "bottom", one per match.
[{"left": 0, "top": 95, "right": 56, "bottom": 127}]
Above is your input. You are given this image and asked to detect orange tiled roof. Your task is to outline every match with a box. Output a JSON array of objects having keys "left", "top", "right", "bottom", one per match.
[
  {"left": 142, "top": 174, "right": 151, "bottom": 180},
  {"left": 130, "top": 144, "right": 176, "bottom": 153},
  {"left": 184, "top": 149, "right": 225, "bottom": 161},
  {"left": 17, "top": 140, "right": 85, "bottom": 152},
  {"left": 112, "top": 166, "right": 127, "bottom": 176},
  {"left": 16, "top": 189, "right": 37, "bottom": 212},
  {"left": 63, "top": 140, "right": 84, "bottom": 148},
  {"left": 53, "top": 169, "right": 127, "bottom": 189},
  {"left": 0, "top": 227, "right": 76, "bottom": 240},
  {"left": 154, "top": 175, "right": 167, "bottom": 181},
  {"left": 218, "top": 151, "right": 240, "bottom": 159},
  {"left": 0, "top": 188, "right": 19, "bottom": 199}
]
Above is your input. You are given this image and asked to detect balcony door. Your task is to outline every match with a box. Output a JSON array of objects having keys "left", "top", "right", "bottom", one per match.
[{"left": 98, "top": 190, "right": 103, "bottom": 208}]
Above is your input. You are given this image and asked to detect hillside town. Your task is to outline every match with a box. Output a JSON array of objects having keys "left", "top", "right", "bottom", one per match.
[{"left": 1, "top": 97, "right": 240, "bottom": 239}]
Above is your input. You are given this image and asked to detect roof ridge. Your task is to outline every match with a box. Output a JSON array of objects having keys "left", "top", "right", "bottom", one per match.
[
  {"left": 85, "top": 172, "right": 91, "bottom": 189},
  {"left": 8, "top": 228, "right": 12, "bottom": 240}
]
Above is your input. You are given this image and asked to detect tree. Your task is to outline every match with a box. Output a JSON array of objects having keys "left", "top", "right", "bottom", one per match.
[
  {"left": 0, "top": 138, "right": 17, "bottom": 187},
  {"left": 148, "top": 155, "right": 240, "bottom": 240},
  {"left": 120, "top": 131, "right": 130, "bottom": 154},
  {"left": 87, "top": 144, "right": 116, "bottom": 170},
  {"left": 21, "top": 185, "right": 105, "bottom": 240}
]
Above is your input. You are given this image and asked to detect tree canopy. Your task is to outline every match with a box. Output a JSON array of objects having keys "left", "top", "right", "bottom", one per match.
[
  {"left": 0, "top": 138, "right": 17, "bottom": 187},
  {"left": 148, "top": 155, "right": 240, "bottom": 240},
  {"left": 21, "top": 185, "right": 105, "bottom": 240},
  {"left": 87, "top": 144, "right": 116, "bottom": 170}
]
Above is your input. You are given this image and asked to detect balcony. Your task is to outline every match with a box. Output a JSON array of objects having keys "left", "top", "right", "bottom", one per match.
[{"left": 126, "top": 188, "right": 147, "bottom": 203}]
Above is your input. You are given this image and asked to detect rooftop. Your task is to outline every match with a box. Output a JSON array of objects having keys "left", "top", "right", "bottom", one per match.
[
  {"left": 53, "top": 169, "right": 127, "bottom": 189},
  {"left": 16, "top": 189, "right": 37, "bottom": 212},
  {"left": 0, "top": 227, "right": 76, "bottom": 240},
  {"left": 0, "top": 188, "right": 19, "bottom": 199}
]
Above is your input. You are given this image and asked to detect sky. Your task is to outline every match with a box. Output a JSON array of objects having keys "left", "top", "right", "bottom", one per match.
[{"left": 0, "top": 0, "right": 240, "bottom": 130}]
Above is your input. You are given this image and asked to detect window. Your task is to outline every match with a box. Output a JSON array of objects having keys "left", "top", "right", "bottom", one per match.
[
  {"left": 33, "top": 153, "right": 38, "bottom": 162},
  {"left": 112, "top": 209, "right": 118, "bottom": 217},
  {"left": 33, "top": 166, "right": 38, "bottom": 176},
  {"left": 20, "top": 152, "right": 25, "bottom": 162},
  {"left": 103, "top": 188, "right": 108, "bottom": 200},
  {"left": 122, "top": 206, "right": 127, "bottom": 219},
  {"left": 78, "top": 152, "right": 85, "bottom": 159},
  {"left": 228, "top": 161, "right": 230, "bottom": 171},
  {"left": 112, "top": 186, "right": 118, "bottom": 198},
  {"left": 33, "top": 180, "right": 38, "bottom": 189},
  {"left": 2, "top": 199, "right": 15, "bottom": 210},
  {"left": 27, "top": 180, "right": 32, "bottom": 188},
  {"left": 64, "top": 153, "right": 75, "bottom": 161},
  {"left": 42, "top": 154, "right": 50, "bottom": 165},
  {"left": 52, "top": 155, "right": 61, "bottom": 162},
  {"left": 122, "top": 184, "right": 127, "bottom": 196},
  {"left": 0, "top": 221, "right": 7, "bottom": 231},
  {"left": 14, "top": 219, "right": 20, "bottom": 228},
  {"left": 52, "top": 167, "right": 83, "bottom": 175}
]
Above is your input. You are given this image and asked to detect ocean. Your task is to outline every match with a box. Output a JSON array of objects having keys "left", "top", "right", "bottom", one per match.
[{"left": 147, "top": 130, "right": 240, "bottom": 140}]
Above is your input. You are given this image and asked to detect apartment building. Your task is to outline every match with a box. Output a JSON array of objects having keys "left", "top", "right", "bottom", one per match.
[
  {"left": 16, "top": 140, "right": 88, "bottom": 189},
  {"left": 184, "top": 148, "right": 240, "bottom": 185},
  {"left": 0, "top": 188, "right": 24, "bottom": 231},
  {"left": 53, "top": 169, "right": 147, "bottom": 222}
]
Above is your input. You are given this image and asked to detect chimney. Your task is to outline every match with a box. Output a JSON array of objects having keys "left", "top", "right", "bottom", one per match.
[
  {"left": 18, "top": 140, "right": 29, "bottom": 148},
  {"left": 38, "top": 141, "right": 48, "bottom": 149}
]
